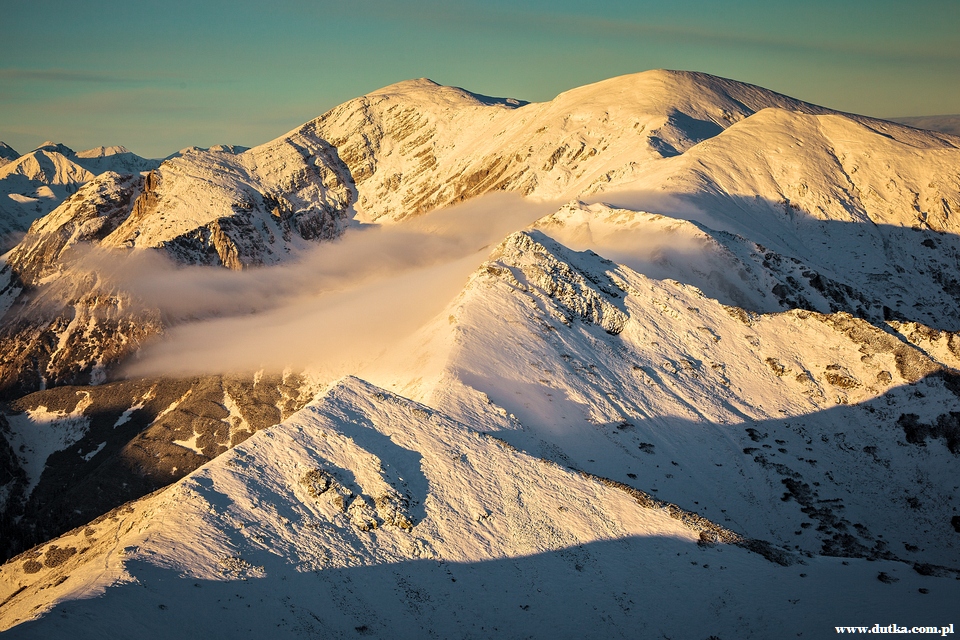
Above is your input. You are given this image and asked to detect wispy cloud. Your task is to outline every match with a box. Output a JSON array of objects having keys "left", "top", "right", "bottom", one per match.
[
  {"left": 47, "top": 193, "right": 561, "bottom": 378},
  {"left": 0, "top": 68, "right": 146, "bottom": 84},
  {"left": 375, "top": 3, "right": 960, "bottom": 67},
  {"left": 502, "top": 10, "right": 960, "bottom": 65}
]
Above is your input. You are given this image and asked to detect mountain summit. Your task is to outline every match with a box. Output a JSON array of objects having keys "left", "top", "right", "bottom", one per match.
[
  {"left": 1, "top": 70, "right": 959, "bottom": 637},
  {"left": 0, "top": 141, "right": 159, "bottom": 251}
]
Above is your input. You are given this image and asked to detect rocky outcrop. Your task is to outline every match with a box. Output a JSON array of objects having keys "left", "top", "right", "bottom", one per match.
[
  {"left": 0, "top": 371, "right": 312, "bottom": 562},
  {"left": 96, "top": 139, "right": 355, "bottom": 268},
  {"left": 486, "top": 230, "right": 628, "bottom": 335},
  {"left": 0, "top": 174, "right": 159, "bottom": 400}
]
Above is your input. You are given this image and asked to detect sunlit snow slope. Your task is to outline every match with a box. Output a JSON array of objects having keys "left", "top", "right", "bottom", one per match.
[
  {"left": 1, "top": 378, "right": 956, "bottom": 639},
  {"left": 2, "top": 70, "right": 960, "bottom": 637},
  {"left": 0, "top": 143, "right": 158, "bottom": 251}
]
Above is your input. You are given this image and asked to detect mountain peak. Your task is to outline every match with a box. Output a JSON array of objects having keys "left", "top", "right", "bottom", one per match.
[
  {"left": 0, "top": 142, "right": 19, "bottom": 161},
  {"left": 74, "top": 145, "right": 130, "bottom": 158},
  {"left": 366, "top": 77, "right": 526, "bottom": 108},
  {"left": 368, "top": 77, "right": 441, "bottom": 94},
  {"left": 549, "top": 68, "right": 822, "bottom": 117},
  {"left": 33, "top": 141, "right": 75, "bottom": 156}
]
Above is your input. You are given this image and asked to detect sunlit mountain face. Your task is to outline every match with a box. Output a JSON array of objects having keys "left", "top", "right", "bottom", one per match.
[{"left": 1, "top": 70, "right": 959, "bottom": 638}]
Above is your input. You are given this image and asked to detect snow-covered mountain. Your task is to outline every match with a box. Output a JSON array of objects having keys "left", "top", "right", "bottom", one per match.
[
  {"left": 1, "top": 377, "right": 955, "bottom": 638},
  {"left": 892, "top": 114, "right": 960, "bottom": 137},
  {"left": 0, "top": 144, "right": 19, "bottom": 169},
  {"left": 7, "top": 71, "right": 958, "bottom": 273},
  {"left": 364, "top": 229, "right": 960, "bottom": 568},
  {"left": 0, "top": 371, "right": 314, "bottom": 561},
  {"left": 3, "top": 70, "right": 958, "bottom": 402},
  {"left": 2, "top": 70, "right": 960, "bottom": 636},
  {"left": 0, "top": 71, "right": 863, "bottom": 271},
  {"left": 0, "top": 143, "right": 159, "bottom": 251}
]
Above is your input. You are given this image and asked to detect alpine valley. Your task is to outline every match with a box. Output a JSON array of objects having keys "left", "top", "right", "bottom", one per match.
[{"left": 1, "top": 70, "right": 959, "bottom": 638}]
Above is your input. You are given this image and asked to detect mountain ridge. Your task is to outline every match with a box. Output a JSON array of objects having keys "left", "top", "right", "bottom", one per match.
[
  {"left": 2, "top": 376, "right": 956, "bottom": 638},
  {"left": 1, "top": 69, "right": 960, "bottom": 635},
  {"left": 0, "top": 143, "right": 159, "bottom": 252}
]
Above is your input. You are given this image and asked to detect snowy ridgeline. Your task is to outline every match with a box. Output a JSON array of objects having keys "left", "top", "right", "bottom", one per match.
[
  {"left": 0, "top": 143, "right": 159, "bottom": 252},
  {"left": 6, "top": 70, "right": 959, "bottom": 272},
  {"left": 1, "top": 226, "right": 959, "bottom": 637},
  {"left": 0, "top": 70, "right": 959, "bottom": 637},
  {"left": 1, "top": 377, "right": 957, "bottom": 639}
]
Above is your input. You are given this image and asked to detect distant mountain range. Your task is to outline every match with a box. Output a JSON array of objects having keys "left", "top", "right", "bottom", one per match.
[
  {"left": 0, "top": 142, "right": 160, "bottom": 252},
  {"left": 1, "top": 70, "right": 958, "bottom": 637},
  {"left": 890, "top": 114, "right": 960, "bottom": 137}
]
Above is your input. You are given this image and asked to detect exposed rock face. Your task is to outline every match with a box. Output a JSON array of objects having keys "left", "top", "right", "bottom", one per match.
[
  {"left": 0, "top": 174, "right": 160, "bottom": 400},
  {"left": 0, "top": 371, "right": 312, "bottom": 562},
  {"left": 487, "top": 230, "right": 628, "bottom": 335},
  {"left": 98, "top": 139, "right": 355, "bottom": 268},
  {"left": 0, "top": 143, "right": 159, "bottom": 252},
  {"left": 0, "top": 283, "right": 162, "bottom": 400},
  {"left": 887, "top": 321, "right": 960, "bottom": 371}
]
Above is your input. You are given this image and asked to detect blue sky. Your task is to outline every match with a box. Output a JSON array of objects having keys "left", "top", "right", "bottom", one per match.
[{"left": 2, "top": 0, "right": 958, "bottom": 158}]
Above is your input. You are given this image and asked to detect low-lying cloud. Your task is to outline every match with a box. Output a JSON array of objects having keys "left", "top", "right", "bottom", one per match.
[
  {"left": 93, "top": 192, "right": 560, "bottom": 378},
  {"left": 30, "top": 187, "right": 780, "bottom": 383}
]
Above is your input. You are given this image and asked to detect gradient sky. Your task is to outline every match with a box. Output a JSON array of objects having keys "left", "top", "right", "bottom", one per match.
[{"left": 2, "top": 0, "right": 958, "bottom": 158}]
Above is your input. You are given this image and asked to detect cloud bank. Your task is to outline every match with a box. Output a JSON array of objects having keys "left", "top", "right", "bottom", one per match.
[{"left": 103, "top": 192, "right": 559, "bottom": 378}]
